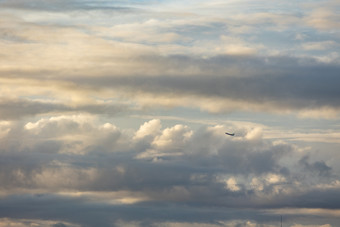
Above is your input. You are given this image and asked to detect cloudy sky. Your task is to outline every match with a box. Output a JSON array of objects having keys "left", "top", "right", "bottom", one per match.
[{"left": 1, "top": 0, "right": 340, "bottom": 226}]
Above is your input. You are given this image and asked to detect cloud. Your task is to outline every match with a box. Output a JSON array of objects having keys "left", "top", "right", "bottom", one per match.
[
  {"left": 1, "top": 0, "right": 339, "bottom": 119},
  {"left": 0, "top": 98, "right": 71, "bottom": 120},
  {"left": 0, "top": 117, "right": 339, "bottom": 226},
  {"left": 0, "top": 193, "right": 339, "bottom": 227},
  {"left": 63, "top": 55, "right": 340, "bottom": 116},
  {"left": 299, "top": 156, "right": 332, "bottom": 177},
  {"left": 1, "top": 0, "right": 339, "bottom": 226},
  {"left": 3, "top": 52, "right": 339, "bottom": 118},
  {"left": 52, "top": 223, "right": 72, "bottom": 227},
  {"left": 95, "top": 20, "right": 186, "bottom": 45},
  {"left": 291, "top": 225, "right": 332, "bottom": 227},
  {"left": 304, "top": 6, "right": 340, "bottom": 30},
  {"left": 0, "top": 193, "right": 261, "bottom": 227},
  {"left": 0, "top": 97, "right": 127, "bottom": 120},
  {"left": 134, "top": 119, "right": 162, "bottom": 140},
  {"left": 0, "top": 117, "right": 335, "bottom": 196},
  {"left": 153, "top": 124, "right": 193, "bottom": 149}
]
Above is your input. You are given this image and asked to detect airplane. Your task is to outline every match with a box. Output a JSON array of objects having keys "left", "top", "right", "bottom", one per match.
[{"left": 225, "top": 132, "right": 235, "bottom": 136}]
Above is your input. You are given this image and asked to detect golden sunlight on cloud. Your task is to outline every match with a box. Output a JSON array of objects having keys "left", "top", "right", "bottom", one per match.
[
  {"left": 57, "top": 191, "right": 148, "bottom": 205},
  {"left": 225, "top": 177, "right": 241, "bottom": 192},
  {"left": 134, "top": 119, "right": 162, "bottom": 140},
  {"left": 305, "top": 8, "right": 340, "bottom": 30}
]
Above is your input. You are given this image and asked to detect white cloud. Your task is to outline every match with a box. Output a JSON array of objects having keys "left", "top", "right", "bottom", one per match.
[
  {"left": 153, "top": 124, "right": 193, "bottom": 149},
  {"left": 134, "top": 119, "right": 162, "bottom": 140},
  {"left": 245, "top": 127, "right": 263, "bottom": 141}
]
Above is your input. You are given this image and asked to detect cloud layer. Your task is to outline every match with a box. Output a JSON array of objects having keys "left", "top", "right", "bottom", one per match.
[
  {"left": 0, "top": 116, "right": 339, "bottom": 226},
  {"left": 1, "top": 0, "right": 339, "bottom": 226}
]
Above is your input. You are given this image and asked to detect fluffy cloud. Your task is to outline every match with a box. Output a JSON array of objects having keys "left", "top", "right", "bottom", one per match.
[
  {"left": 0, "top": 117, "right": 339, "bottom": 226},
  {"left": 134, "top": 119, "right": 162, "bottom": 140}
]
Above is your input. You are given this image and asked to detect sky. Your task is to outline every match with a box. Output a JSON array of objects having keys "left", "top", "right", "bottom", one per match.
[{"left": 0, "top": 0, "right": 340, "bottom": 226}]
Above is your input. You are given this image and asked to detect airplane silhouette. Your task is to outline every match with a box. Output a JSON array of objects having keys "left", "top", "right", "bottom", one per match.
[{"left": 225, "top": 132, "right": 235, "bottom": 136}]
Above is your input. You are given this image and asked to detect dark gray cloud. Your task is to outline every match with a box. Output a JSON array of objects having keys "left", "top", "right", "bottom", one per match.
[
  {"left": 282, "top": 188, "right": 340, "bottom": 210},
  {"left": 0, "top": 192, "right": 339, "bottom": 227},
  {"left": 1, "top": 51, "right": 339, "bottom": 116},
  {"left": 52, "top": 223, "right": 69, "bottom": 227},
  {"left": 299, "top": 155, "right": 333, "bottom": 177},
  {"left": 0, "top": 193, "right": 243, "bottom": 226},
  {"left": 0, "top": 98, "right": 71, "bottom": 120},
  {"left": 70, "top": 54, "right": 340, "bottom": 112}
]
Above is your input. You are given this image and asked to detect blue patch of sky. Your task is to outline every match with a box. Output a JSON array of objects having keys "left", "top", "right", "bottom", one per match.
[
  {"left": 86, "top": 0, "right": 167, "bottom": 9},
  {"left": 168, "top": 22, "right": 227, "bottom": 43},
  {"left": 196, "top": 1, "right": 305, "bottom": 16},
  {"left": 252, "top": 27, "right": 339, "bottom": 55}
]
